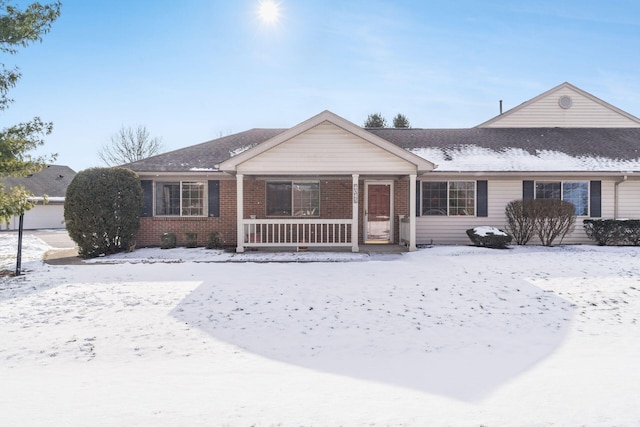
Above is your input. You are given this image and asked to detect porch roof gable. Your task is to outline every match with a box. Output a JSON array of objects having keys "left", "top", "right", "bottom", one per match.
[{"left": 218, "top": 110, "right": 436, "bottom": 175}]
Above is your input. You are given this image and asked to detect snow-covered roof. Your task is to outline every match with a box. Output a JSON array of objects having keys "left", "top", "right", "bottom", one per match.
[{"left": 124, "top": 127, "right": 640, "bottom": 174}]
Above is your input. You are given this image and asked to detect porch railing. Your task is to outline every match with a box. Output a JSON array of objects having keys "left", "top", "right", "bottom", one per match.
[
  {"left": 399, "top": 215, "right": 410, "bottom": 247},
  {"left": 243, "top": 219, "right": 353, "bottom": 248}
]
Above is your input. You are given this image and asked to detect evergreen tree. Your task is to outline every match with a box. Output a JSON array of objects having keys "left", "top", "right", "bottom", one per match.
[
  {"left": 392, "top": 113, "right": 411, "bottom": 128},
  {"left": 363, "top": 113, "right": 387, "bottom": 128},
  {"left": 64, "top": 168, "right": 143, "bottom": 258},
  {"left": 0, "top": 1, "right": 61, "bottom": 223}
]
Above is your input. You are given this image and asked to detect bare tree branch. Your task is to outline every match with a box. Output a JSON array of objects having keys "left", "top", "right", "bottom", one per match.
[{"left": 98, "top": 125, "right": 163, "bottom": 166}]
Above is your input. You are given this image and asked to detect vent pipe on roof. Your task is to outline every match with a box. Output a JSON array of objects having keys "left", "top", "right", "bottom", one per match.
[{"left": 499, "top": 100, "right": 503, "bottom": 115}]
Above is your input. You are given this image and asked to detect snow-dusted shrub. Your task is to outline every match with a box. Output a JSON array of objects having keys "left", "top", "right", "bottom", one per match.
[
  {"left": 64, "top": 168, "right": 142, "bottom": 258},
  {"left": 583, "top": 219, "right": 622, "bottom": 246},
  {"left": 583, "top": 219, "right": 640, "bottom": 246},
  {"left": 505, "top": 200, "right": 536, "bottom": 245},
  {"left": 161, "top": 233, "right": 176, "bottom": 249},
  {"left": 466, "top": 226, "right": 512, "bottom": 248}
]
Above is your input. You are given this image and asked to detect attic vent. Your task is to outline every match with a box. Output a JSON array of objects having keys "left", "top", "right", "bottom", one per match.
[{"left": 558, "top": 95, "right": 573, "bottom": 109}]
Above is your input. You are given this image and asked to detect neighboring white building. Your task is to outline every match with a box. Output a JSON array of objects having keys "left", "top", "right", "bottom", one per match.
[{"left": 1, "top": 165, "right": 75, "bottom": 230}]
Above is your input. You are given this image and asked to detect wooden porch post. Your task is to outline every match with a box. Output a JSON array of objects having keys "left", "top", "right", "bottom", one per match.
[
  {"left": 352, "top": 174, "right": 359, "bottom": 252},
  {"left": 236, "top": 174, "right": 245, "bottom": 253},
  {"left": 409, "top": 174, "right": 417, "bottom": 251}
]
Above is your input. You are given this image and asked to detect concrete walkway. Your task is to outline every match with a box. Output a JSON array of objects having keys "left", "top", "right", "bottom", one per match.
[
  {"left": 27, "top": 229, "right": 82, "bottom": 265},
  {"left": 28, "top": 230, "right": 408, "bottom": 265}
]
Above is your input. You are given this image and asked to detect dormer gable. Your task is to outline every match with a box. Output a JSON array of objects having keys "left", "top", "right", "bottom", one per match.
[{"left": 477, "top": 82, "right": 640, "bottom": 128}]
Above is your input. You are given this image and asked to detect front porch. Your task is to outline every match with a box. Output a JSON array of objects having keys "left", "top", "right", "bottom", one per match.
[
  {"left": 242, "top": 216, "right": 414, "bottom": 252},
  {"left": 215, "top": 111, "right": 434, "bottom": 253},
  {"left": 233, "top": 174, "right": 418, "bottom": 253}
]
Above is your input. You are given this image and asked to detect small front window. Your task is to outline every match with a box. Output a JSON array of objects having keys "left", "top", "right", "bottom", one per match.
[
  {"left": 535, "top": 181, "right": 588, "bottom": 216},
  {"left": 422, "top": 181, "right": 475, "bottom": 216},
  {"left": 267, "top": 181, "right": 319, "bottom": 217},
  {"left": 155, "top": 181, "right": 205, "bottom": 216}
]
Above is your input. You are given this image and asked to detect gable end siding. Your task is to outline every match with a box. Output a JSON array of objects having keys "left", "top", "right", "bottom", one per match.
[
  {"left": 237, "top": 122, "right": 417, "bottom": 174},
  {"left": 482, "top": 86, "right": 640, "bottom": 128}
]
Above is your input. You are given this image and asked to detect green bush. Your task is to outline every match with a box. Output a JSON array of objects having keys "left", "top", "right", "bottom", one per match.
[
  {"left": 583, "top": 219, "right": 640, "bottom": 246},
  {"left": 206, "top": 231, "right": 223, "bottom": 249},
  {"left": 185, "top": 232, "right": 198, "bottom": 248},
  {"left": 161, "top": 232, "right": 176, "bottom": 249},
  {"left": 64, "top": 167, "right": 142, "bottom": 258}
]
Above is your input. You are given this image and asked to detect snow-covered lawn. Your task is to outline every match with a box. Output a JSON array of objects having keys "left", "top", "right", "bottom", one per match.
[{"left": 1, "top": 235, "right": 640, "bottom": 426}]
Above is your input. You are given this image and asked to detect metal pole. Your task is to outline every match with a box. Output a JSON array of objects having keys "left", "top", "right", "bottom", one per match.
[{"left": 16, "top": 213, "right": 24, "bottom": 276}]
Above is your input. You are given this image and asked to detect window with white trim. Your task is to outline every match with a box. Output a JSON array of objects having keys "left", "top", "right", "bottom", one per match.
[
  {"left": 422, "top": 181, "right": 475, "bottom": 216},
  {"left": 535, "top": 181, "right": 588, "bottom": 216},
  {"left": 155, "top": 181, "right": 205, "bottom": 216},
  {"left": 266, "top": 181, "right": 320, "bottom": 217}
]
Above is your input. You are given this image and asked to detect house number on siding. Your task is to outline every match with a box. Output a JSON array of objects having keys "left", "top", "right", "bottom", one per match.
[{"left": 353, "top": 184, "right": 358, "bottom": 204}]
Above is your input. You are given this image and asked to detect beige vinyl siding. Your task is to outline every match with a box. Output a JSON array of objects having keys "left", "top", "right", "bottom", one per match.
[
  {"left": 237, "top": 122, "right": 416, "bottom": 175},
  {"left": 616, "top": 181, "right": 640, "bottom": 218},
  {"left": 483, "top": 87, "right": 640, "bottom": 128},
  {"left": 417, "top": 179, "right": 521, "bottom": 245},
  {"left": 416, "top": 177, "right": 620, "bottom": 245}
]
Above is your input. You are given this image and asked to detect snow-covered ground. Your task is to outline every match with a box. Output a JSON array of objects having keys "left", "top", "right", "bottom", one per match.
[{"left": 1, "top": 234, "right": 639, "bottom": 426}]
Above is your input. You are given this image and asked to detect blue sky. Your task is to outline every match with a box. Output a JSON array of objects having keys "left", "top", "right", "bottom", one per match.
[{"left": 4, "top": 0, "right": 640, "bottom": 171}]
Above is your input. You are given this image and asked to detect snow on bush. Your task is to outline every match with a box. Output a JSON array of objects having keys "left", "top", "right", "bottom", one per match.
[{"left": 466, "top": 226, "right": 512, "bottom": 248}]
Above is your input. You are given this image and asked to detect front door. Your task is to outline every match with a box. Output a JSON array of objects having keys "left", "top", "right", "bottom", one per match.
[{"left": 365, "top": 182, "right": 392, "bottom": 243}]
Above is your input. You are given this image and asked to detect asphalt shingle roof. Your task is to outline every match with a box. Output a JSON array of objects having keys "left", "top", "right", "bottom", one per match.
[
  {"left": 122, "top": 129, "right": 286, "bottom": 172},
  {"left": 124, "top": 126, "right": 640, "bottom": 173},
  {"left": 1, "top": 165, "right": 76, "bottom": 197},
  {"left": 367, "top": 128, "right": 640, "bottom": 160}
]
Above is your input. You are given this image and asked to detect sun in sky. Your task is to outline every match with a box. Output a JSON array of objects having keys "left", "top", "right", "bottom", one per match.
[{"left": 257, "top": 0, "right": 281, "bottom": 25}]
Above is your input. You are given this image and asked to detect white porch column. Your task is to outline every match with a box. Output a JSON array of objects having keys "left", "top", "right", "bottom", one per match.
[
  {"left": 352, "top": 174, "right": 359, "bottom": 252},
  {"left": 236, "top": 174, "right": 245, "bottom": 253},
  {"left": 409, "top": 174, "right": 417, "bottom": 251}
]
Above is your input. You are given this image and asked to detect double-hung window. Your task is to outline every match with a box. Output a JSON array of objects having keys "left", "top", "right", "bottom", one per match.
[
  {"left": 422, "top": 181, "right": 475, "bottom": 216},
  {"left": 155, "top": 181, "right": 205, "bottom": 216},
  {"left": 535, "top": 181, "right": 589, "bottom": 216},
  {"left": 266, "top": 181, "right": 320, "bottom": 217}
]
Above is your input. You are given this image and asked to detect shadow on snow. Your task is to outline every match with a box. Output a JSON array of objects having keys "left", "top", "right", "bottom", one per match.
[{"left": 170, "top": 259, "right": 574, "bottom": 401}]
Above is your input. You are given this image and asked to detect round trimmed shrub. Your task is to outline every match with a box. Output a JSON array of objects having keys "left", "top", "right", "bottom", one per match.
[{"left": 64, "top": 167, "right": 142, "bottom": 258}]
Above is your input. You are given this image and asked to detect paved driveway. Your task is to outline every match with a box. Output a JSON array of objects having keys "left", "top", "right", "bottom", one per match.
[
  {"left": 28, "top": 229, "right": 75, "bottom": 249},
  {"left": 26, "top": 229, "right": 81, "bottom": 265}
]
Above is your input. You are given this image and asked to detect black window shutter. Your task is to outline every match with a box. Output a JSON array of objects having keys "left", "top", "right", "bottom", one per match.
[
  {"left": 477, "top": 180, "right": 488, "bottom": 217},
  {"left": 523, "top": 180, "right": 534, "bottom": 200},
  {"left": 208, "top": 180, "right": 220, "bottom": 217},
  {"left": 140, "top": 180, "right": 153, "bottom": 217},
  {"left": 415, "top": 180, "right": 421, "bottom": 217},
  {"left": 590, "top": 180, "right": 601, "bottom": 217}
]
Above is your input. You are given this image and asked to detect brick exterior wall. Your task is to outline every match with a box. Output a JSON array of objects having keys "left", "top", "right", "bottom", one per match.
[
  {"left": 135, "top": 177, "right": 409, "bottom": 247},
  {"left": 135, "top": 180, "right": 237, "bottom": 247}
]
